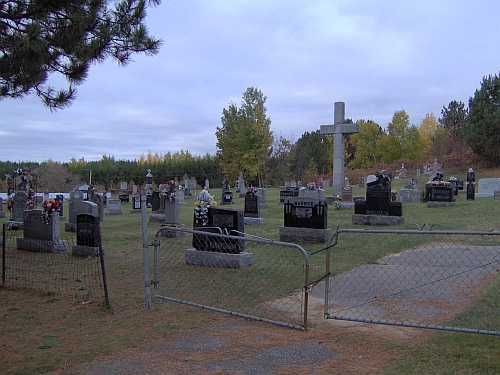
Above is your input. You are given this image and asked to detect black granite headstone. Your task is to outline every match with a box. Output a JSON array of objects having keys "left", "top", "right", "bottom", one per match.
[
  {"left": 244, "top": 192, "right": 260, "bottom": 218},
  {"left": 192, "top": 207, "right": 245, "bottom": 253},
  {"left": 426, "top": 185, "right": 454, "bottom": 202},
  {"left": 119, "top": 194, "right": 130, "bottom": 203},
  {"left": 279, "top": 188, "right": 299, "bottom": 203},
  {"left": 76, "top": 214, "right": 100, "bottom": 247},
  {"left": 56, "top": 194, "right": 64, "bottom": 217},
  {"left": 283, "top": 197, "right": 327, "bottom": 229},
  {"left": 151, "top": 191, "right": 161, "bottom": 211},
  {"left": 132, "top": 196, "right": 141, "bottom": 210},
  {"left": 221, "top": 191, "right": 233, "bottom": 204},
  {"left": 467, "top": 184, "right": 475, "bottom": 201},
  {"left": 365, "top": 177, "right": 391, "bottom": 215}
]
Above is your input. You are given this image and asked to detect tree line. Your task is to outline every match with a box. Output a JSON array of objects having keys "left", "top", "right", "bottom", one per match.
[{"left": 2, "top": 75, "right": 500, "bottom": 192}]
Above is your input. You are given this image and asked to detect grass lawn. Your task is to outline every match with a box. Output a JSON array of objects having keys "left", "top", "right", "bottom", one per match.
[{"left": 1, "top": 168, "right": 500, "bottom": 374}]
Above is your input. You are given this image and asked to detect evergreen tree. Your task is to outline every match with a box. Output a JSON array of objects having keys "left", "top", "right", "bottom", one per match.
[
  {"left": 0, "top": 0, "right": 162, "bottom": 109},
  {"left": 466, "top": 74, "right": 500, "bottom": 167}
]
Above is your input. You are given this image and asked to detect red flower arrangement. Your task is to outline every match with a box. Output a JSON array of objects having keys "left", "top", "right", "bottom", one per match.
[{"left": 43, "top": 199, "right": 60, "bottom": 212}]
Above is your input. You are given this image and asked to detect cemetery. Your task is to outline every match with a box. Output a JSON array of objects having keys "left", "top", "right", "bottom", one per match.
[{"left": 1, "top": 163, "right": 500, "bottom": 375}]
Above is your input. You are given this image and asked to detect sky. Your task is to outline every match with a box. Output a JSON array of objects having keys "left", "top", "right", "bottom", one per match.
[{"left": 1, "top": 0, "right": 500, "bottom": 163}]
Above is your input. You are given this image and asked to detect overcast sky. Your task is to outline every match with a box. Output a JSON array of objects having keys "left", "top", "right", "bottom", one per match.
[{"left": 1, "top": 0, "right": 499, "bottom": 163}]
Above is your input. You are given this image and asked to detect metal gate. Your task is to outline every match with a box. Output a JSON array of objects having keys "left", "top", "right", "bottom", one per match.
[
  {"left": 322, "top": 229, "right": 500, "bottom": 336},
  {"left": 151, "top": 226, "right": 310, "bottom": 330}
]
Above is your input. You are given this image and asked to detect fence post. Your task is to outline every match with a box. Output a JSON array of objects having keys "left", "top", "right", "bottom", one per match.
[
  {"left": 2, "top": 223, "right": 5, "bottom": 287},
  {"left": 141, "top": 191, "right": 151, "bottom": 310}
]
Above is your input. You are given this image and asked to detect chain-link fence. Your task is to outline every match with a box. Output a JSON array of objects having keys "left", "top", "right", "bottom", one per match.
[
  {"left": 152, "top": 226, "right": 310, "bottom": 330},
  {"left": 321, "top": 229, "right": 500, "bottom": 335},
  {"left": 1, "top": 223, "right": 109, "bottom": 307}
]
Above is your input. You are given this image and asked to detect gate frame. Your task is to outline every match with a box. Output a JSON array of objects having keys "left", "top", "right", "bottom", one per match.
[
  {"left": 324, "top": 228, "right": 500, "bottom": 336},
  {"left": 151, "top": 226, "right": 311, "bottom": 330}
]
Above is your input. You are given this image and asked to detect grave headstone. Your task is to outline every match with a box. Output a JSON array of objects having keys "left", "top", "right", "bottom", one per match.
[
  {"left": 192, "top": 207, "right": 245, "bottom": 254},
  {"left": 320, "top": 102, "right": 360, "bottom": 196},
  {"left": 322, "top": 179, "right": 330, "bottom": 188},
  {"left": 279, "top": 178, "right": 285, "bottom": 188},
  {"left": 132, "top": 185, "right": 138, "bottom": 195},
  {"left": 366, "top": 175, "right": 377, "bottom": 184},
  {"left": 299, "top": 186, "right": 326, "bottom": 201},
  {"left": 66, "top": 200, "right": 98, "bottom": 231},
  {"left": 69, "top": 187, "right": 84, "bottom": 201},
  {"left": 244, "top": 191, "right": 263, "bottom": 225},
  {"left": 130, "top": 195, "right": 142, "bottom": 213},
  {"left": 398, "top": 180, "right": 421, "bottom": 202},
  {"left": 279, "top": 188, "right": 299, "bottom": 204},
  {"left": 118, "top": 193, "right": 130, "bottom": 203},
  {"left": 120, "top": 181, "right": 127, "bottom": 190},
  {"left": 151, "top": 191, "right": 161, "bottom": 211},
  {"left": 105, "top": 198, "right": 123, "bottom": 215},
  {"left": 399, "top": 164, "right": 407, "bottom": 178},
  {"left": 0, "top": 197, "right": 4, "bottom": 218},
  {"left": 17, "top": 210, "right": 66, "bottom": 252},
  {"left": 72, "top": 214, "right": 101, "bottom": 257},
  {"left": 283, "top": 197, "right": 327, "bottom": 229},
  {"left": 204, "top": 179, "right": 210, "bottom": 189},
  {"left": 11, "top": 191, "right": 28, "bottom": 222},
  {"left": 221, "top": 190, "right": 233, "bottom": 205},
  {"left": 358, "top": 177, "right": 364, "bottom": 188},
  {"left": 255, "top": 188, "right": 268, "bottom": 208},
  {"left": 55, "top": 194, "right": 65, "bottom": 218},
  {"left": 342, "top": 185, "right": 353, "bottom": 203},
  {"left": 280, "top": 197, "right": 331, "bottom": 243},
  {"left": 365, "top": 177, "right": 391, "bottom": 215},
  {"left": 475, "top": 178, "right": 500, "bottom": 198},
  {"left": 222, "top": 178, "right": 230, "bottom": 192},
  {"left": 185, "top": 179, "right": 197, "bottom": 190},
  {"left": 164, "top": 198, "right": 180, "bottom": 224},
  {"left": 178, "top": 188, "right": 185, "bottom": 204}
]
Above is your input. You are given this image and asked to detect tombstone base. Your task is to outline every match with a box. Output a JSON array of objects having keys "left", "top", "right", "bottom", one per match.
[
  {"left": 184, "top": 248, "right": 252, "bottom": 269},
  {"left": 72, "top": 245, "right": 100, "bottom": 257},
  {"left": 279, "top": 227, "right": 332, "bottom": 243},
  {"left": 129, "top": 208, "right": 142, "bottom": 214},
  {"left": 160, "top": 224, "right": 185, "bottom": 237},
  {"left": 149, "top": 213, "right": 166, "bottom": 222},
  {"left": 244, "top": 217, "right": 264, "bottom": 225},
  {"left": 65, "top": 222, "right": 77, "bottom": 232},
  {"left": 339, "top": 202, "right": 355, "bottom": 209},
  {"left": 426, "top": 201, "right": 455, "bottom": 207},
  {"left": 105, "top": 210, "right": 123, "bottom": 215},
  {"left": 352, "top": 214, "right": 405, "bottom": 226},
  {"left": 475, "top": 193, "right": 494, "bottom": 198},
  {"left": 17, "top": 238, "right": 67, "bottom": 253}
]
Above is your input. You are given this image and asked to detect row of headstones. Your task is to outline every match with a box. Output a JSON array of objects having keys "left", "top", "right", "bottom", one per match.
[{"left": 15, "top": 209, "right": 101, "bottom": 257}]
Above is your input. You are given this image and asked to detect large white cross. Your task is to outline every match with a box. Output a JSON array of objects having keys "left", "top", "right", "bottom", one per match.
[{"left": 320, "top": 102, "right": 359, "bottom": 197}]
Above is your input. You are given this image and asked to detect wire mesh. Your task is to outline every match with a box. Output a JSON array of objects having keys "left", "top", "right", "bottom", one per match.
[
  {"left": 322, "top": 229, "right": 500, "bottom": 335},
  {"left": 1, "top": 226, "right": 106, "bottom": 305},
  {"left": 153, "top": 226, "right": 309, "bottom": 330}
]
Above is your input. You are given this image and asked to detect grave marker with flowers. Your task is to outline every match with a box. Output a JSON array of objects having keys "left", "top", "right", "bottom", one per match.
[
  {"left": 17, "top": 207, "right": 66, "bottom": 253},
  {"left": 425, "top": 172, "right": 454, "bottom": 205}
]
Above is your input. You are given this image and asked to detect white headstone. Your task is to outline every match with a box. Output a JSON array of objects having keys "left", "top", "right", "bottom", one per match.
[{"left": 476, "top": 178, "right": 500, "bottom": 198}]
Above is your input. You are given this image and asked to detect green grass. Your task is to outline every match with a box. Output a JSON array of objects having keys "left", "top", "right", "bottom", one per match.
[{"left": 1, "top": 172, "right": 500, "bottom": 374}]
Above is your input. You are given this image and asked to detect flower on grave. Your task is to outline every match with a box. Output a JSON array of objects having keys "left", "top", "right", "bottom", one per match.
[
  {"left": 42, "top": 199, "right": 60, "bottom": 225},
  {"left": 426, "top": 180, "right": 450, "bottom": 186},
  {"left": 391, "top": 189, "right": 398, "bottom": 196},
  {"left": 247, "top": 186, "right": 256, "bottom": 194},
  {"left": 306, "top": 181, "right": 316, "bottom": 190},
  {"left": 449, "top": 176, "right": 457, "bottom": 181},
  {"left": 194, "top": 189, "right": 216, "bottom": 226},
  {"left": 43, "top": 199, "right": 60, "bottom": 212}
]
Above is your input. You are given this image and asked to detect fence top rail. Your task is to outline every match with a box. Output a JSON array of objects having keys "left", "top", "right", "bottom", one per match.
[
  {"left": 331, "top": 228, "right": 500, "bottom": 236},
  {"left": 153, "top": 225, "right": 309, "bottom": 265}
]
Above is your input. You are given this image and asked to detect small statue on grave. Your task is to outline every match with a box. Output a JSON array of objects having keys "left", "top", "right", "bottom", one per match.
[{"left": 467, "top": 168, "right": 475, "bottom": 184}]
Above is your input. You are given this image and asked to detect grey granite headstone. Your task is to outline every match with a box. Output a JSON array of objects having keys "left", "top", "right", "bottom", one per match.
[
  {"left": 66, "top": 201, "right": 98, "bottom": 231},
  {"left": 105, "top": 198, "right": 123, "bottom": 215},
  {"left": 17, "top": 210, "right": 66, "bottom": 252},
  {"left": 11, "top": 192, "right": 28, "bottom": 222}
]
